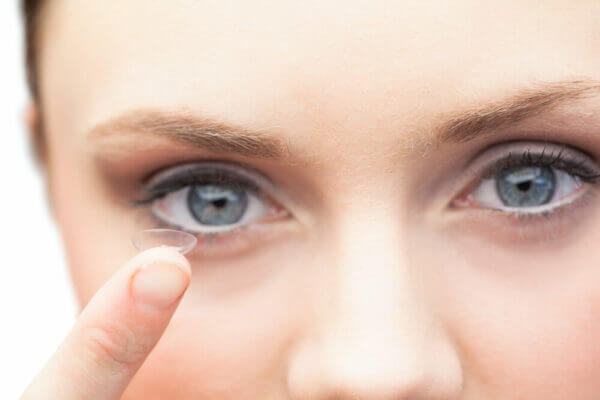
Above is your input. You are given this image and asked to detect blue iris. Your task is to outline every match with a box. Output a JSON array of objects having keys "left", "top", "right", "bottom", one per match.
[
  {"left": 187, "top": 184, "right": 248, "bottom": 225},
  {"left": 495, "top": 165, "right": 556, "bottom": 207}
]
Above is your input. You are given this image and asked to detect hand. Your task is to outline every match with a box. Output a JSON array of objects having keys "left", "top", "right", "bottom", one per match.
[{"left": 21, "top": 247, "right": 192, "bottom": 400}]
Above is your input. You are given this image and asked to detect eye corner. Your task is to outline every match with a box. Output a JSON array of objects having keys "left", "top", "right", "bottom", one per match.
[{"left": 448, "top": 192, "right": 473, "bottom": 210}]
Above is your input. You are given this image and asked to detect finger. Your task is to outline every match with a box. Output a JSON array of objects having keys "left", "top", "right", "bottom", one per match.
[{"left": 21, "top": 246, "right": 191, "bottom": 400}]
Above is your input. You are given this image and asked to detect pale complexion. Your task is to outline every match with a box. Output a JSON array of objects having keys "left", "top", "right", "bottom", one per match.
[{"left": 22, "top": 1, "right": 600, "bottom": 399}]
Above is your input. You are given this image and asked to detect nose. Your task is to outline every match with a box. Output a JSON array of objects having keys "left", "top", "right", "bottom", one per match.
[{"left": 285, "top": 214, "right": 463, "bottom": 399}]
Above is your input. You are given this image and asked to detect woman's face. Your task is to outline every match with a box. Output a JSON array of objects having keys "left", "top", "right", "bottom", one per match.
[{"left": 36, "top": 0, "right": 600, "bottom": 398}]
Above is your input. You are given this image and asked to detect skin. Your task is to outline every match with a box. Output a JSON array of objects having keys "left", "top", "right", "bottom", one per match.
[{"left": 21, "top": 0, "right": 600, "bottom": 398}]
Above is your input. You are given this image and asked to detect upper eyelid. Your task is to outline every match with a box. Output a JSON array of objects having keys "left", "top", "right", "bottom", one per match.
[
  {"left": 142, "top": 159, "right": 275, "bottom": 188},
  {"left": 143, "top": 167, "right": 262, "bottom": 196},
  {"left": 133, "top": 160, "right": 294, "bottom": 211},
  {"left": 467, "top": 141, "right": 600, "bottom": 179},
  {"left": 481, "top": 150, "right": 598, "bottom": 180}
]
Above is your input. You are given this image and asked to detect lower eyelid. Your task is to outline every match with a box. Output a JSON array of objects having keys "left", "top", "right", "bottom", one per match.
[
  {"left": 132, "top": 202, "right": 298, "bottom": 257},
  {"left": 453, "top": 179, "right": 586, "bottom": 215},
  {"left": 487, "top": 183, "right": 587, "bottom": 217},
  {"left": 442, "top": 186, "right": 600, "bottom": 248},
  {"left": 173, "top": 217, "right": 298, "bottom": 257}
]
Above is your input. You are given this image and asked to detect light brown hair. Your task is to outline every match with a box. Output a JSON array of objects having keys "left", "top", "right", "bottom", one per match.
[
  {"left": 21, "top": 0, "right": 45, "bottom": 163},
  {"left": 22, "top": 0, "right": 44, "bottom": 99}
]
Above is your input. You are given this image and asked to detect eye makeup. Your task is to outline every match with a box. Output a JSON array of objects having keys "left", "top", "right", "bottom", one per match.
[
  {"left": 131, "top": 160, "right": 273, "bottom": 206},
  {"left": 451, "top": 141, "right": 600, "bottom": 209},
  {"left": 443, "top": 140, "right": 600, "bottom": 245},
  {"left": 474, "top": 142, "right": 600, "bottom": 184},
  {"left": 128, "top": 159, "right": 294, "bottom": 256}
]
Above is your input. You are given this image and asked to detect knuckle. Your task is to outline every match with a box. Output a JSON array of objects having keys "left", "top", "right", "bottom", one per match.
[{"left": 80, "top": 324, "right": 150, "bottom": 369}]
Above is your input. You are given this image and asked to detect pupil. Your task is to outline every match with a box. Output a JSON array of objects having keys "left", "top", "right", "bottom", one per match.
[
  {"left": 516, "top": 181, "right": 531, "bottom": 191},
  {"left": 495, "top": 166, "right": 556, "bottom": 207},
  {"left": 213, "top": 198, "right": 227, "bottom": 208},
  {"left": 187, "top": 184, "right": 248, "bottom": 225}
]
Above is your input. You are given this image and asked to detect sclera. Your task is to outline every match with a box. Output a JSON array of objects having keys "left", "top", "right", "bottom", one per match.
[{"left": 132, "top": 229, "right": 198, "bottom": 255}]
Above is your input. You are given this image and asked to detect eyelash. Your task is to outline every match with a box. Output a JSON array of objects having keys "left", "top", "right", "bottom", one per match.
[
  {"left": 129, "top": 164, "right": 273, "bottom": 238},
  {"left": 458, "top": 143, "right": 600, "bottom": 219},
  {"left": 480, "top": 145, "right": 600, "bottom": 184},
  {"left": 130, "top": 142, "right": 600, "bottom": 238},
  {"left": 132, "top": 168, "right": 261, "bottom": 207}
]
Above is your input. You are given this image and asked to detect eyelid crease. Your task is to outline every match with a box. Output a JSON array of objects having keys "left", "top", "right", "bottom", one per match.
[
  {"left": 479, "top": 144, "right": 600, "bottom": 183},
  {"left": 141, "top": 159, "right": 275, "bottom": 187},
  {"left": 130, "top": 160, "right": 277, "bottom": 208},
  {"left": 460, "top": 141, "right": 600, "bottom": 185}
]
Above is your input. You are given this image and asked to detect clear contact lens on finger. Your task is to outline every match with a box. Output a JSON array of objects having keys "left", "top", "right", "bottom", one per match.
[{"left": 132, "top": 228, "right": 198, "bottom": 255}]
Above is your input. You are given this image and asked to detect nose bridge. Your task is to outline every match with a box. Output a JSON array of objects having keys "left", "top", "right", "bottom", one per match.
[
  {"left": 329, "top": 207, "right": 440, "bottom": 365},
  {"left": 286, "top": 208, "right": 463, "bottom": 399},
  {"left": 329, "top": 210, "right": 424, "bottom": 341}
]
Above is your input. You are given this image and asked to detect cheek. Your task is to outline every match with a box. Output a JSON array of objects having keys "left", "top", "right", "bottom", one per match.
[
  {"left": 122, "top": 242, "right": 316, "bottom": 399},
  {"left": 430, "top": 234, "right": 600, "bottom": 399},
  {"left": 51, "top": 163, "right": 311, "bottom": 397},
  {"left": 49, "top": 143, "right": 139, "bottom": 306},
  {"left": 47, "top": 134, "right": 315, "bottom": 397},
  {"left": 123, "top": 306, "right": 294, "bottom": 398}
]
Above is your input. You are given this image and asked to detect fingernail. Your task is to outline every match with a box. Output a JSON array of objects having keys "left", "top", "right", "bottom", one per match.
[{"left": 131, "top": 261, "right": 190, "bottom": 311}]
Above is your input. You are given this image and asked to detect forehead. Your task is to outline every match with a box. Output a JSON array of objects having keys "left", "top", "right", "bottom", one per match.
[{"left": 39, "top": 0, "right": 600, "bottom": 152}]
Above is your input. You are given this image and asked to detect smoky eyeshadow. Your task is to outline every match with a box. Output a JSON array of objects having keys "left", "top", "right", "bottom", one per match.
[{"left": 467, "top": 141, "right": 600, "bottom": 182}]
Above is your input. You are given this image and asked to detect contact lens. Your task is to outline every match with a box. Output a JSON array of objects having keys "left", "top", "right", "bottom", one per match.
[{"left": 132, "top": 229, "right": 198, "bottom": 255}]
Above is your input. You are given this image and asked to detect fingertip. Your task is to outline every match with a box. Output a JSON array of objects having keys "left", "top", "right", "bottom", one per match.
[
  {"left": 24, "top": 246, "right": 194, "bottom": 400},
  {"left": 131, "top": 263, "right": 190, "bottom": 311},
  {"left": 133, "top": 246, "right": 192, "bottom": 277}
]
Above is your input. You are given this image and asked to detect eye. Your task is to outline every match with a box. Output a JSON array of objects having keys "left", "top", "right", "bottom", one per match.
[
  {"left": 133, "top": 161, "right": 289, "bottom": 235},
  {"left": 453, "top": 142, "right": 600, "bottom": 216},
  {"left": 470, "top": 165, "right": 582, "bottom": 211}
]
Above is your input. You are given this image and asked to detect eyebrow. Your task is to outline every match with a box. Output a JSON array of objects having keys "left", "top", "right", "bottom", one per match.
[
  {"left": 89, "top": 80, "right": 600, "bottom": 159},
  {"left": 89, "top": 109, "right": 288, "bottom": 159},
  {"left": 438, "top": 79, "right": 600, "bottom": 144}
]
